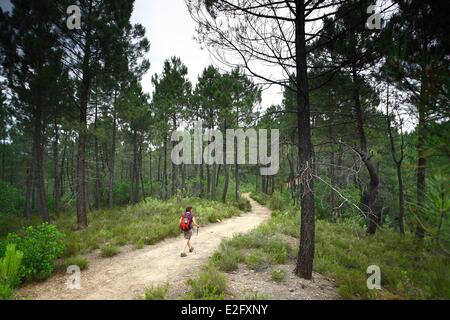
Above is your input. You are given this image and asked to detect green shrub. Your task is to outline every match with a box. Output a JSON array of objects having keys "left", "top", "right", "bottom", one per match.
[
  {"left": 263, "top": 237, "right": 289, "bottom": 264},
  {"left": 187, "top": 265, "right": 227, "bottom": 300},
  {"left": 56, "top": 256, "right": 88, "bottom": 271},
  {"left": 250, "top": 192, "right": 269, "bottom": 205},
  {"left": 100, "top": 245, "right": 119, "bottom": 257},
  {"left": 0, "top": 283, "right": 14, "bottom": 300},
  {"left": 270, "top": 269, "right": 286, "bottom": 282},
  {"left": 268, "top": 191, "right": 285, "bottom": 211},
  {"left": 143, "top": 283, "right": 169, "bottom": 300},
  {"left": 212, "top": 243, "right": 242, "bottom": 272},
  {"left": 0, "top": 244, "right": 23, "bottom": 300},
  {"left": 134, "top": 238, "right": 145, "bottom": 249},
  {"left": 6, "top": 223, "right": 64, "bottom": 281},
  {"left": 235, "top": 197, "right": 251, "bottom": 212},
  {"left": 245, "top": 250, "right": 269, "bottom": 271}
]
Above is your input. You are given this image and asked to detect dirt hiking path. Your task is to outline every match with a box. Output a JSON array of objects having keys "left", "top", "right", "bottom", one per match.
[{"left": 17, "top": 194, "right": 270, "bottom": 300}]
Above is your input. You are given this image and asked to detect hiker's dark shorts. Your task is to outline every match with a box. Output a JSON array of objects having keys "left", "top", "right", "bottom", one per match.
[{"left": 183, "top": 229, "right": 192, "bottom": 240}]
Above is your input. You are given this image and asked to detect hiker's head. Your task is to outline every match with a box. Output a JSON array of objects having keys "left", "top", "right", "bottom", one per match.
[{"left": 186, "top": 206, "right": 192, "bottom": 213}]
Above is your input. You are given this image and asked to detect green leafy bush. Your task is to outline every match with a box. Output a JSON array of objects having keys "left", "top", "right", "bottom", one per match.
[
  {"left": 55, "top": 256, "right": 88, "bottom": 272},
  {"left": 263, "top": 237, "right": 289, "bottom": 264},
  {"left": 187, "top": 265, "right": 227, "bottom": 300},
  {"left": 234, "top": 197, "right": 251, "bottom": 212},
  {"left": 143, "top": 283, "right": 169, "bottom": 300},
  {"left": 211, "top": 243, "right": 242, "bottom": 272},
  {"left": 0, "top": 244, "right": 23, "bottom": 300},
  {"left": 270, "top": 269, "right": 286, "bottom": 282},
  {"left": 5, "top": 223, "right": 65, "bottom": 281},
  {"left": 268, "top": 191, "right": 285, "bottom": 211},
  {"left": 100, "top": 244, "right": 119, "bottom": 257},
  {"left": 250, "top": 192, "right": 269, "bottom": 205},
  {"left": 245, "top": 250, "right": 269, "bottom": 271}
]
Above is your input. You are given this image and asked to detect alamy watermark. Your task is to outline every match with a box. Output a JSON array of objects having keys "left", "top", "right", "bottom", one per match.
[
  {"left": 66, "top": 265, "right": 81, "bottom": 289},
  {"left": 66, "top": 5, "right": 81, "bottom": 30},
  {"left": 367, "top": 265, "right": 381, "bottom": 290},
  {"left": 366, "top": 4, "right": 382, "bottom": 30},
  {"left": 171, "top": 121, "right": 279, "bottom": 175}
]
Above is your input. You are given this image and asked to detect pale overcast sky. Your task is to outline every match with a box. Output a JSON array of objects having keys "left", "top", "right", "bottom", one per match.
[{"left": 131, "top": 0, "right": 283, "bottom": 109}]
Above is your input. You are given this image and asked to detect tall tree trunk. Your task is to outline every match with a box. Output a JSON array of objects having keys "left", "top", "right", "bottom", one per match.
[
  {"left": 139, "top": 143, "right": 145, "bottom": 199},
  {"left": 149, "top": 147, "right": 153, "bottom": 195},
  {"left": 53, "top": 120, "right": 61, "bottom": 217},
  {"left": 24, "top": 156, "right": 34, "bottom": 219},
  {"left": 108, "top": 108, "right": 117, "bottom": 209},
  {"left": 416, "top": 71, "right": 428, "bottom": 238},
  {"left": 199, "top": 162, "right": 204, "bottom": 198},
  {"left": 76, "top": 28, "right": 92, "bottom": 229},
  {"left": 157, "top": 151, "right": 161, "bottom": 182},
  {"left": 386, "top": 83, "right": 405, "bottom": 234},
  {"left": 294, "top": 0, "right": 315, "bottom": 280},
  {"left": 94, "top": 103, "right": 101, "bottom": 210},
  {"left": 222, "top": 123, "right": 229, "bottom": 203},
  {"left": 211, "top": 163, "right": 216, "bottom": 200},
  {"left": 34, "top": 105, "right": 49, "bottom": 222},
  {"left": 163, "top": 137, "right": 168, "bottom": 200},
  {"left": 171, "top": 116, "right": 177, "bottom": 196},
  {"left": 181, "top": 163, "right": 186, "bottom": 196},
  {"left": 352, "top": 63, "right": 379, "bottom": 235},
  {"left": 131, "top": 130, "right": 140, "bottom": 204}
]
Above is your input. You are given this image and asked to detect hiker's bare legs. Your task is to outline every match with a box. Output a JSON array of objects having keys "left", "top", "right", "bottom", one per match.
[{"left": 183, "top": 239, "right": 190, "bottom": 254}]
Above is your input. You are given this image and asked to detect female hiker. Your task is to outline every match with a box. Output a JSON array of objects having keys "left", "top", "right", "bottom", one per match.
[{"left": 179, "top": 206, "right": 199, "bottom": 257}]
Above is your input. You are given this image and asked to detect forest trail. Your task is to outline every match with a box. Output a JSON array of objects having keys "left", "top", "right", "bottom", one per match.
[{"left": 17, "top": 194, "right": 270, "bottom": 300}]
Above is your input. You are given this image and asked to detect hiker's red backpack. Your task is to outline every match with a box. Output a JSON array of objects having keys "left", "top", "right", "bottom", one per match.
[{"left": 180, "top": 211, "right": 193, "bottom": 231}]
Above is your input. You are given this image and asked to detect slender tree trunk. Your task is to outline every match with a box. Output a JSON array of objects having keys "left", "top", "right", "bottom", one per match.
[
  {"left": 157, "top": 151, "right": 161, "bottom": 182},
  {"left": 24, "top": 156, "right": 34, "bottom": 219},
  {"left": 53, "top": 120, "right": 61, "bottom": 217},
  {"left": 131, "top": 130, "right": 140, "bottom": 204},
  {"left": 149, "top": 147, "right": 153, "bottom": 195},
  {"left": 287, "top": 153, "right": 296, "bottom": 205},
  {"left": 211, "top": 163, "right": 216, "bottom": 200},
  {"left": 222, "top": 122, "right": 229, "bottom": 202},
  {"left": 108, "top": 108, "right": 117, "bottom": 209},
  {"left": 352, "top": 63, "right": 379, "bottom": 235},
  {"left": 181, "top": 163, "right": 186, "bottom": 196},
  {"left": 94, "top": 103, "right": 101, "bottom": 209},
  {"left": 386, "top": 83, "right": 405, "bottom": 234},
  {"left": 76, "top": 29, "right": 92, "bottom": 229},
  {"left": 294, "top": 0, "right": 315, "bottom": 280},
  {"left": 139, "top": 143, "right": 145, "bottom": 199},
  {"left": 216, "top": 164, "right": 221, "bottom": 189},
  {"left": 163, "top": 137, "right": 168, "bottom": 200},
  {"left": 34, "top": 105, "right": 49, "bottom": 222},
  {"left": 416, "top": 72, "right": 428, "bottom": 238},
  {"left": 199, "top": 162, "right": 204, "bottom": 198},
  {"left": 60, "top": 144, "right": 66, "bottom": 199},
  {"left": 171, "top": 116, "right": 177, "bottom": 196}
]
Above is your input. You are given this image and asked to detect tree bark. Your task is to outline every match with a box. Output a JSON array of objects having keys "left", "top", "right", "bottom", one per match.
[
  {"left": 222, "top": 122, "right": 229, "bottom": 203},
  {"left": 131, "top": 130, "right": 140, "bottom": 204},
  {"left": 53, "top": 120, "right": 61, "bottom": 217},
  {"left": 24, "top": 156, "right": 34, "bottom": 219},
  {"left": 294, "top": 0, "right": 315, "bottom": 280},
  {"left": 352, "top": 62, "right": 379, "bottom": 235},
  {"left": 416, "top": 71, "right": 428, "bottom": 238},
  {"left": 108, "top": 107, "right": 117, "bottom": 209},
  {"left": 163, "top": 137, "right": 168, "bottom": 200},
  {"left": 171, "top": 116, "right": 177, "bottom": 196}
]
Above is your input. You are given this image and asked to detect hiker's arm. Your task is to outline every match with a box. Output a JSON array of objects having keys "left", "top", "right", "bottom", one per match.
[{"left": 193, "top": 216, "right": 199, "bottom": 227}]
